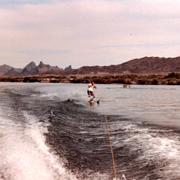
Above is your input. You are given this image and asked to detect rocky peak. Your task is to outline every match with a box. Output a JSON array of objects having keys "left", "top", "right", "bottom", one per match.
[
  {"left": 0, "top": 64, "right": 13, "bottom": 70},
  {"left": 22, "top": 61, "right": 38, "bottom": 75},
  {"left": 37, "top": 61, "right": 62, "bottom": 74},
  {"left": 0, "top": 64, "right": 13, "bottom": 76},
  {"left": 38, "top": 61, "right": 47, "bottom": 68},
  {"left": 65, "top": 65, "right": 72, "bottom": 71},
  {"left": 24, "top": 61, "right": 37, "bottom": 71}
]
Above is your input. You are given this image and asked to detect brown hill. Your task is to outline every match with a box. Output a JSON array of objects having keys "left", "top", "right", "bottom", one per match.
[
  {"left": 69, "top": 56, "right": 180, "bottom": 75},
  {"left": 117, "top": 56, "right": 180, "bottom": 74},
  {"left": 1, "top": 56, "right": 180, "bottom": 77},
  {"left": 0, "top": 64, "right": 13, "bottom": 76}
]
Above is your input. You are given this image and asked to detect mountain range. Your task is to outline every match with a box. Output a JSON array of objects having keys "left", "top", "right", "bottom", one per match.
[
  {"left": 0, "top": 61, "right": 63, "bottom": 77},
  {"left": 1, "top": 56, "right": 180, "bottom": 77}
]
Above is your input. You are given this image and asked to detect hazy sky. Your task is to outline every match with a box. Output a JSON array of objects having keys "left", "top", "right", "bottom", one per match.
[{"left": 0, "top": 0, "right": 180, "bottom": 68}]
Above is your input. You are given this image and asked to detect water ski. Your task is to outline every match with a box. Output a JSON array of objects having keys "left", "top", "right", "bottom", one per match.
[{"left": 88, "top": 98, "right": 100, "bottom": 105}]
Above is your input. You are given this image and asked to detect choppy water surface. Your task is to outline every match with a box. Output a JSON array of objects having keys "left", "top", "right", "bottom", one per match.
[{"left": 0, "top": 83, "right": 180, "bottom": 180}]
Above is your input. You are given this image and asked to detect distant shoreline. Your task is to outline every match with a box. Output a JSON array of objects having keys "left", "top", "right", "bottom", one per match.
[{"left": 0, "top": 73, "right": 180, "bottom": 85}]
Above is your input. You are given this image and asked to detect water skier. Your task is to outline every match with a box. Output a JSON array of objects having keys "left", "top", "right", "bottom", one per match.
[{"left": 87, "top": 81, "right": 96, "bottom": 102}]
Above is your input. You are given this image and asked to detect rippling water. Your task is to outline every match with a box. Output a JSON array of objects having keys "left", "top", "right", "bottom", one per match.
[{"left": 0, "top": 83, "right": 180, "bottom": 180}]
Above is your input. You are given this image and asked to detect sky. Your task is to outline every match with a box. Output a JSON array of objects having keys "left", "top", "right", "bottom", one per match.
[{"left": 0, "top": 0, "right": 180, "bottom": 68}]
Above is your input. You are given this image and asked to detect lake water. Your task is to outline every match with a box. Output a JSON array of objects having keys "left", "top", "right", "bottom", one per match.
[{"left": 0, "top": 83, "right": 180, "bottom": 180}]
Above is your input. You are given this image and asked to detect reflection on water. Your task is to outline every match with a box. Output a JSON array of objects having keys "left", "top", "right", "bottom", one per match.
[{"left": 0, "top": 83, "right": 180, "bottom": 180}]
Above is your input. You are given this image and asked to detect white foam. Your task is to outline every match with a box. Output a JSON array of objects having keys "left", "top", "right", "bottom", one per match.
[
  {"left": 0, "top": 112, "right": 78, "bottom": 180},
  {"left": 123, "top": 124, "right": 180, "bottom": 179}
]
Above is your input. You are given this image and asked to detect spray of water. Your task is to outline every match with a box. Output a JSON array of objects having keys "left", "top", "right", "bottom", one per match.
[{"left": 0, "top": 112, "right": 78, "bottom": 180}]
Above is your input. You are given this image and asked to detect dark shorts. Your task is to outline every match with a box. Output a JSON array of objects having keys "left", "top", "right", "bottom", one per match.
[{"left": 87, "top": 90, "right": 95, "bottom": 97}]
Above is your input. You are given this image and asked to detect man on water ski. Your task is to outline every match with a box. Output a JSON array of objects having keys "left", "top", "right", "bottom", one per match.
[{"left": 87, "top": 81, "right": 99, "bottom": 104}]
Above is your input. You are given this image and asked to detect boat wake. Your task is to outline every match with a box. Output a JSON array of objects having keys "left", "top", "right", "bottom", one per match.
[{"left": 0, "top": 85, "right": 180, "bottom": 180}]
